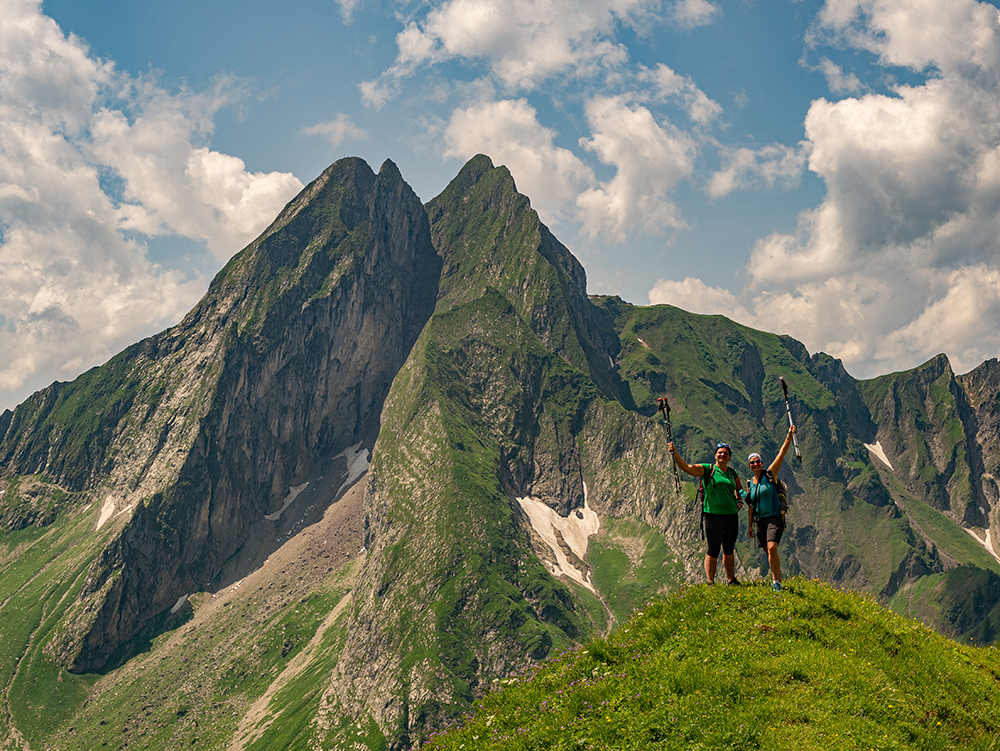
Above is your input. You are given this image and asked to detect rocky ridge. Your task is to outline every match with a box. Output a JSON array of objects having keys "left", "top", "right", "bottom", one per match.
[{"left": 1, "top": 155, "right": 1000, "bottom": 750}]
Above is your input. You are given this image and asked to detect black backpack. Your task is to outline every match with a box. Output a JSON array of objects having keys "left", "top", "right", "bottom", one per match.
[{"left": 766, "top": 469, "right": 790, "bottom": 516}]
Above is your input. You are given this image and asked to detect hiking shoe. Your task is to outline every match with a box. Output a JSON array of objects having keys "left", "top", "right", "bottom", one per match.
[
  {"left": 772, "top": 581, "right": 783, "bottom": 592},
  {"left": 727, "top": 578, "right": 740, "bottom": 586}
]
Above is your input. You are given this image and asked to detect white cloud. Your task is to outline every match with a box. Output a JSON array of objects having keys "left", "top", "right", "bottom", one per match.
[
  {"left": 361, "top": 0, "right": 655, "bottom": 106},
  {"left": 577, "top": 96, "right": 697, "bottom": 241},
  {"left": 335, "top": 0, "right": 361, "bottom": 23},
  {"left": 876, "top": 265, "right": 1000, "bottom": 374},
  {"left": 87, "top": 87, "right": 303, "bottom": 260},
  {"left": 707, "top": 143, "right": 808, "bottom": 198},
  {"left": 817, "top": 0, "right": 1000, "bottom": 74},
  {"left": 817, "top": 57, "right": 863, "bottom": 93},
  {"left": 638, "top": 63, "right": 723, "bottom": 125},
  {"left": 676, "top": 0, "right": 1000, "bottom": 377},
  {"left": 670, "top": 0, "right": 722, "bottom": 30},
  {"left": 301, "top": 114, "right": 369, "bottom": 149},
  {"left": 442, "top": 98, "right": 596, "bottom": 222},
  {"left": 0, "top": 0, "right": 303, "bottom": 408},
  {"left": 648, "top": 277, "right": 751, "bottom": 321}
]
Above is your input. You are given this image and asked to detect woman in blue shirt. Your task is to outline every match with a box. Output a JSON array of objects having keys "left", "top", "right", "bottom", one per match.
[{"left": 743, "top": 425, "right": 796, "bottom": 591}]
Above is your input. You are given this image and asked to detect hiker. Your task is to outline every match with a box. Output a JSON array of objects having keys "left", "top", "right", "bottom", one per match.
[
  {"left": 668, "top": 441, "right": 745, "bottom": 585},
  {"left": 742, "top": 425, "right": 796, "bottom": 591}
]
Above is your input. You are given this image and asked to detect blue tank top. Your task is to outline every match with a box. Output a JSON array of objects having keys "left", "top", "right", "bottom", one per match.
[{"left": 746, "top": 473, "right": 781, "bottom": 517}]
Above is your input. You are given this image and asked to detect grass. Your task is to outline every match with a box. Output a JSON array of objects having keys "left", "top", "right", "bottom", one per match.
[
  {"left": 423, "top": 578, "right": 1000, "bottom": 750},
  {"left": 588, "top": 517, "right": 685, "bottom": 624}
]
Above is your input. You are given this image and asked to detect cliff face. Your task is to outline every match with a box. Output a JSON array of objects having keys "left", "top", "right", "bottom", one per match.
[
  {"left": 859, "top": 355, "right": 989, "bottom": 529},
  {"left": 1, "top": 157, "right": 440, "bottom": 671},
  {"left": 958, "top": 359, "right": 1000, "bottom": 515}
]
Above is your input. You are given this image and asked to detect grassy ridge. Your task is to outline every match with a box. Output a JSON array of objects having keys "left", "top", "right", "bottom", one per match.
[{"left": 424, "top": 579, "right": 1000, "bottom": 750}]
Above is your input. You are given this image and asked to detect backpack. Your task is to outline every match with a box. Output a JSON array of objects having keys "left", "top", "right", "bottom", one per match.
[
  {"left": 696, "top": 463, "right": 740, "bottom": 538},
  {"left": 766, "top": 469, "right": 790, "bottom": 515}
]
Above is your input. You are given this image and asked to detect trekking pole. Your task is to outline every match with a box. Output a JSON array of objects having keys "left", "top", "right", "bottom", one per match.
[
  {"left": 657, "top": 397, "right": 682, "bottom": 495},
  {"left": 779, "top": 377, "right": 803, "bottom": 464}
]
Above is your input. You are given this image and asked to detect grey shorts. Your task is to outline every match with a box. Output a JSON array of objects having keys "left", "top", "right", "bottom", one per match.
[{"left": 755, "top": 516, "right": 784, "bottom": 548}]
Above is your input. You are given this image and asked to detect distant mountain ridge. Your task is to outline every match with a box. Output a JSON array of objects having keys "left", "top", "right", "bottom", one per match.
[{"left": 1, "top": 155, "right": 999, "bottom": 750}]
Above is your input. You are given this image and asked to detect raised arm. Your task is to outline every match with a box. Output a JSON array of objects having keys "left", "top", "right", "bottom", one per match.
[
  {"left": 668, "top": 442, "right": 705, "bottom": 477},
  {"left": 769, "top": 425, "right": 797, "bottom": 476}
]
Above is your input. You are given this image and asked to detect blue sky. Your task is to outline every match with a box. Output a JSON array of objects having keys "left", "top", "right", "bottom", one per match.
[{"left": 3, "top": 0, "right": 1000, "bottom": 412}]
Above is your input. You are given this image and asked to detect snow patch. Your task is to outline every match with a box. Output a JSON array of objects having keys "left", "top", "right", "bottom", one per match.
[
  {"left": 265, "top": 483, "right": 309, "bottom": 522},
  {"left": 864, "top": 441, "right": 894, "bottom": 470},
  {"left": 170, "top": 594, "right": 189, "bottom": 614},
  {"left": 964, "top": 527, "right": 1000, "bottom": 566},
  {"left": 517, "top": 490, "right": 600, "bottom": 593},
  {"left": 336, "top": 442, "right": 370, "bottom": 497},
  {"left": 96, "top": 496, "right": 115, "bottom": 530}
]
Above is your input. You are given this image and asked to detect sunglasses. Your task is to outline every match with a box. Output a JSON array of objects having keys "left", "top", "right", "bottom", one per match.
[{"left": 748, "top": 459, "right": 763, "bottom": 465}]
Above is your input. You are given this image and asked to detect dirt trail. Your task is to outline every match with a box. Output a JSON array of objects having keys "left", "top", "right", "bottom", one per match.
[
  {"left": 229, "top": 584, "right": 354, "bottom": 749},
  {"left": 60, "top": 475, "right": 367, "bottom": 751}
]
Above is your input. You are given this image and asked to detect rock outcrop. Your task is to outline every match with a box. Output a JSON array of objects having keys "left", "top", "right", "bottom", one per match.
[{"left": 2, "top": 157, "right": 440, "bottom": 671}]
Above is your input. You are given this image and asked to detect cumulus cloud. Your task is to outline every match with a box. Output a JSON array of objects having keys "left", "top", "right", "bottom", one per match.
[
  {"left": 876, "top": 265, "right": 1000, "bottom": 374},
  {"left": 0, "top": 0, "right": 303, "bottom": 408},
  {"left": 86, "top": 83, "right": 303, "bottom": 259},
  {"left": 658, "top": 0, "right": 1000, "bottom": 378},
  {"left": 638, "top": 63, "right": 723, "bottom": 125},
  {"left": 443, "top": 98, "right": 596, "bottom": 222},
  {"left": 577, "top": 96, "right": 697, "bottom": 241},
  {"left": 707, "top": 143, "right": 808, "bottom": 198},
  {"left": 670, "top": 0, "right": 722, "bottom": 31},
  {"left": 361, "top": 0, "right": 655, "bottom": 106},
  {"left": 302, "top": 114, "right": 369, "bottom": 149},
  {"left": 816, "top": 57, "right": 863, "bottom": 93},
  {"left": 648, "top": 277, "right": 752, "bottom": 321}
]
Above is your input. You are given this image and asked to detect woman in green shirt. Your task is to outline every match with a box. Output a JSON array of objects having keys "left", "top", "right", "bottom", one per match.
[{"left": 669, "top": 441, "right": 745, "bottom": 585}]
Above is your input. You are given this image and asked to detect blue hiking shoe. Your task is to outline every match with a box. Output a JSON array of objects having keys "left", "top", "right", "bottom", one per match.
[{"left": 772, "top": 581, "right": 783, "bottom": 592}]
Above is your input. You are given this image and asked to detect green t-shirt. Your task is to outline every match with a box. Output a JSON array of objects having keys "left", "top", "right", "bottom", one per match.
[{"left": 700, "top": 464, "right": 741, "bottom": 515}]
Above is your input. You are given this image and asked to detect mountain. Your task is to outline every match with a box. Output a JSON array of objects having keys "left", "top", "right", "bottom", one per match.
[{"left": 1, "top": 155, "right": 999, "bottom": 750}]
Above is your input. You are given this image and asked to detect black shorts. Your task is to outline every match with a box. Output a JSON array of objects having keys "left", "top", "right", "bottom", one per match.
[
  {"left": 755, "top": 516, "right": 784, "bottom": 548},
  {"left": 703, "top": 513, "right": 739, "bottom": 558}
]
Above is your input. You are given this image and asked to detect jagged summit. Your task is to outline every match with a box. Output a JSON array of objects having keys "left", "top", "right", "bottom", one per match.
[{"left": 2, "top": 156, "right": 1000, "bottom": 750}]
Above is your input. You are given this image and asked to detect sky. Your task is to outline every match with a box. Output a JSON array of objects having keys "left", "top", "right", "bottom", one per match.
[{"left": 3, "top": 0, "right": 1000, "bottom": 412}]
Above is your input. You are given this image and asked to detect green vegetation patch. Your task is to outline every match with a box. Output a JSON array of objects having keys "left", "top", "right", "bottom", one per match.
[
  {"left": 588, "top": 516, "right": 685, "bottom": 624},
  {"left": 425, "top": 579, "right": 1000, "bottom": 750}
]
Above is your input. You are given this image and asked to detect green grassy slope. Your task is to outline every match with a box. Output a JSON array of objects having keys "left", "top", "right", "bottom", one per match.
[
  {"left": 424, "top": 579, "right": 1000, "bottom": 751},
  {"left": 0, "top": 501, "right": 123, "bottom": 747}
]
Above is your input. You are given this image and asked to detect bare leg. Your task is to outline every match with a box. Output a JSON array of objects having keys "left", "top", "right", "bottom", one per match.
[
  {"left": 705, "top": 554, "right": 718, "bottom": 583},
  {"left": 766, "top": 542, "right": 782, "bottom": 583},
  {"left": 722, "top": 553, "right": 736, "bottom": 582}
]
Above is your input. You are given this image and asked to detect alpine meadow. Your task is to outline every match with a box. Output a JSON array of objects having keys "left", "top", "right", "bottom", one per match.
[{"left": 3, "top": 155, "right": 1000, "bottom": 750}]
